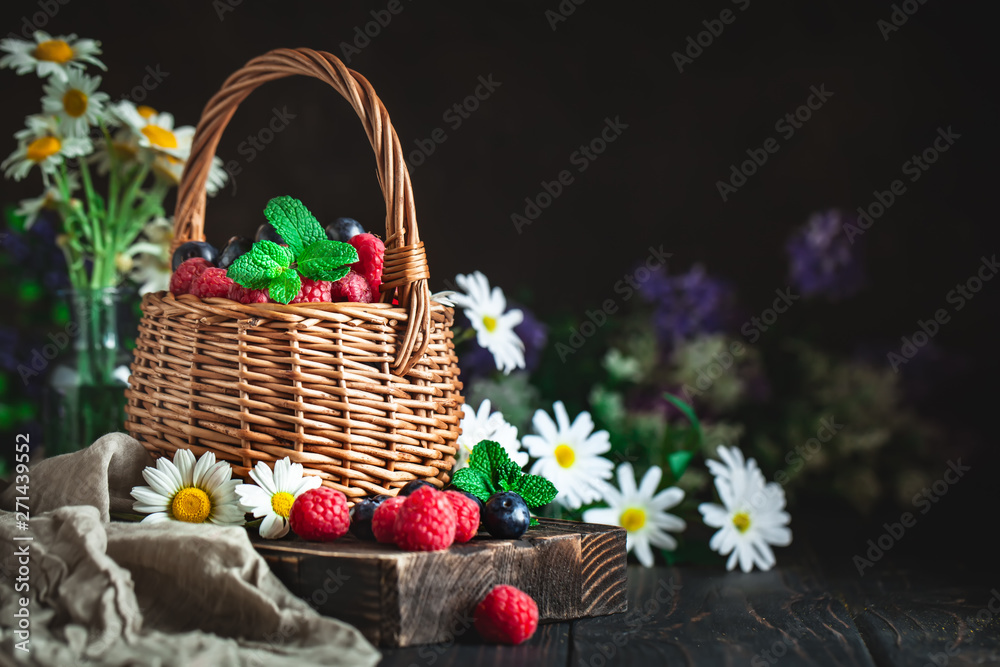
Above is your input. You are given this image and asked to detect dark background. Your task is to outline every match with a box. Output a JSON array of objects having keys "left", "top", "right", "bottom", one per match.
[{"left": 1, "top": 1, "right": 995, "bottom": 565}]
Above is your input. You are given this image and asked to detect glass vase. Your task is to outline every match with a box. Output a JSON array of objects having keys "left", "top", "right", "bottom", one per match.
[{"left": 43, "top": 287, "right": 137, "bottom": 457}]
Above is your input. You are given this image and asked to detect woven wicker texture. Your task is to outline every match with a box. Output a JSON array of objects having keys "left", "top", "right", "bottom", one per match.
[{"left": 124, "top": 48, "right": 463, "bottom": 501}]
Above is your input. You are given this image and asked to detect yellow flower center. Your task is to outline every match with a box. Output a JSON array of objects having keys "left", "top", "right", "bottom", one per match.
[
  {"left": 554, "top": 444, "right": 575, "bottom": 468},
  {"left": 482, "top": 315, "right": 497, "bottom": 332},
  {"left": 62, "top": 89, "right": 89, "bottom": 117},
  {"left": 142, "top": 125, "right": 178, "bottom": 149},
  {"left": 271, "top": 491, "right": 295, "bottom": 519},
  {"left": 171, "top": 487, "right": 212, "bottom": 523},
  {"left": 137, "top": 105, "right": 157, "bottom": 119},
  {"left": 26, "top": 136, "right": 61, "bottom": 163},
  {"left": 732, "top": 511, "right": 751, "bottom": 533},
  {"left": 620, "top": 507, "right": 646, "bottom": 532},
  {"left": 34, "top": 39, "right": 73, "bottom": 64}
]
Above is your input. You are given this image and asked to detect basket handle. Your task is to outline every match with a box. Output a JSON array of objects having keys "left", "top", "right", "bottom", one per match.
[{"left": 173, "top": 47, "right": 432, "bottom": 375}]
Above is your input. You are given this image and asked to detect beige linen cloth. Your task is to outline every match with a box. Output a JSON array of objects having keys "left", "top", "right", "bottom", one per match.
[{"left": 0, "top": 433, "right": 380, "bottom": 666}]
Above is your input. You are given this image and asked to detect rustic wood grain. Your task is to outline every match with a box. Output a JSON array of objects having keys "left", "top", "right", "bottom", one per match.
[
  {"left": 377, "top": 620, "right": 571, "bottom": 667},
  {"left": 253, "top": 518, "right": 627, "bottom": 647},
  {"left": 569, "top": 566, "right": 877, "bottom": 667},
  {"left": 847, "top": 569, "right": 1000, "bottom": 667}
]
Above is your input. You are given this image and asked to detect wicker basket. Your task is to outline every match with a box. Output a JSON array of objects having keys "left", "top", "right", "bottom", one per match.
[{"left": 124, "top": 48, "right": 464, "bottom": 502}]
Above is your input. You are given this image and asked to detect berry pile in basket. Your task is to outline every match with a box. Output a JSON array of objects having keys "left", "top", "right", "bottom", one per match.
[{"left": 169, "top": 195, "right": 384, "bottom": 305}]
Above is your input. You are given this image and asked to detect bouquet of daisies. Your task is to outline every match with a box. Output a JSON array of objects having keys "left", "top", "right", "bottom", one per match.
[{"left": 0, "top": 30, "right": 228, "bottom": 293}]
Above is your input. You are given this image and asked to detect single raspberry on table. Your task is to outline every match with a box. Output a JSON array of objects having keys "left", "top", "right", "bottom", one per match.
[
  {"left": 349, "top": 233, "right": 385, "bottom": 298},
  {"left": 444, "top": 490, "right": 481, "bottom": 543},
  {"left": 393, "top": 485, "right": 457, "bottom": 552},
  {"left": 289, "top": 487, "right": 350, "bottom": 541},
  {"left": 474, "top": 584, "right": 539, "bottom": 645},
  {"left": 169, "top": 257, "right": 213, "bottom": 295},
  {"left": 189, "top": 267, "right": 235, "bottom": 299},
  {"left": 371, "top": 496, "right": 406, "bottom": 543},
  {"left": 291, "top": 276, "right": 333, "bottom": 303},
  {"left": 330, "top": 270, "right": 374, "bottom": 303},
  {"left": 228, "top": 283, "right": 270, "bottom": 304}
]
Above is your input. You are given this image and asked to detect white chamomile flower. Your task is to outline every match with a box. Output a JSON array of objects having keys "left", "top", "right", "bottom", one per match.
[
  {"left": 151, "top": 151, "right": 228, "bottom": 196},
  {"left": 3, "top": 116, "right": 92, "bottom": 181},
  {"left": 16, "top": 171, "right": 79, "bottom": 229},
  {"left": 122, "top": 217, "right": 174, "bottom": 294},
  {"left": 0, "top": 31, "right": 105, "bottom": 82},
  {"left": 130, "top": 448, "right": 244, "bottom": 526},
  {"left": 455, "top": 399, "right": 527, "bottom": 469},
  {"left": 523, "top": 401, "right": 614, "bottom": 510},
  {"left": 234, "top": 457, "right": 323, "bottom": 539},
  {"left": 41, "top": 68, "right": 110, "bottom": 137},
  {"left": 90, "top": 127, "right": 141, "bottom": 175},
  {"left": 583, "top": 463, "right": 686, "bottom": 567},
  {"left": 698, "top": 446, "right": 792, "bottom": 573},
  {"left": 113, "top": 102, "right": 195, "bottom": 160},
  {"left": 450, "top": 271, "right": 525, "bottom": 374}
]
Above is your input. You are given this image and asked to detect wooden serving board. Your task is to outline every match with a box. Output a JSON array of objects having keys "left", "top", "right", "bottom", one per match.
[{"left": 253, "top": 518, "right": 627, "bottom": 647}]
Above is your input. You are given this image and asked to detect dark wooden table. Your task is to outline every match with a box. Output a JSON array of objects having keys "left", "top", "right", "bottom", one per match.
[{"left": 378, "top": 561, "right": 1000, "bottom": 666}]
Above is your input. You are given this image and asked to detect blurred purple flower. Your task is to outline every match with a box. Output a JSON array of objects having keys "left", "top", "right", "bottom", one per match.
[
  {"left": 459, "top": 303, "right": 547, "bottom": 380},
  {"left": 787, "top": 210, "right": 865, "bottom": 300},
  {"left": 638, "top": 264, "right": 734, "bottom": 347}
]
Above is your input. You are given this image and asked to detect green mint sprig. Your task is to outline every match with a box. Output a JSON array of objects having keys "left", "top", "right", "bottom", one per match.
[
  {"left": 452, "top": 441, "right": 558, "bottom": 524},
  {"left": 226, "top": 195, "right": 359, "bottom": 304}
]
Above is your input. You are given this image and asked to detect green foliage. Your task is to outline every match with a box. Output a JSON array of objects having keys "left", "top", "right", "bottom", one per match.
[{"left": 453, "top": 440, "right": 558, "bottom": 509}]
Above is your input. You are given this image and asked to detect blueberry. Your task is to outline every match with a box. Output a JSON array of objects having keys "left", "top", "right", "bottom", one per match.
[
  {"left": 483, "top": 491, "right": 530, "bottom": 539},
  {"left": 171, "top": 241, "right": 218, "bottom": 271},
  {"left": 448, "top": 488, "right": 486, "bottom": 516},
  {"left": 325, "top": 217, "right": 366, "bottom": 243},
  {"left": 217, "top": 236, "right": 253, "bottom": 270},
  {"left": 349, "top": 495, "right": 389, "bottom": 540},
  {"left": 255, "top": 223, "right": 286, "bottom": 244},
  {"left": 399, "top": 480, "right": 433, "bottom": 496}
]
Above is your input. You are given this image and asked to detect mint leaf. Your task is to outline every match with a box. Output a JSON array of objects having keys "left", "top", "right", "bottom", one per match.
[
  {"left": 268, "top": 269, "right": 301, "bottom": 304},
  {"left": 468, "top": 441, "right": 520, "bottom": 489},
  {"left": 529, "top": 517, "right": 539, "bottom": 527},
  {"left": 452, "top": 467, "right": 492, "bottom": 502},
  {"left": 297, "top": 240, "right": 358, "bottom": 281},
  {"left": 227, "top": 241, "right": 292, "bottom": 289},
  {"left": 514, "top": 475, "right": 558, "bottom": 508},
  {"left": 263, "top": 196, "right": 325, "bottom": 256}
]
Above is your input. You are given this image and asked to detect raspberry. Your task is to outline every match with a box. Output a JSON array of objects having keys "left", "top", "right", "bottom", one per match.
[
  {"left": 288, "top": 487, "right": 350, "bottom": 541},
  {"left": 445, "top": 490, "right": 480, "bottom": 543},
  {"left": 169, "top": 257, "right": 212, "bottom": 295},
  {"left": 393, "top": 486, "right": 456, "bottom": 552},
  {"left": 330, "top": 270, "right": 374, "bottom": 303},
  {"left": 349, "top": 233, "right": 385, "bottom": 298},
  {"left": 291, "top": 277, "right": 333, "bottom": 303},
  {"left": 228, "top": 283, "right": 270, "bottom": 304},
  {"left": 474, "top": 585, "right": 539, "bottom": 644},
  {"left": 372, "top": 496, "right": 406, "bottom": 543},
  {"left": 189, "top": 267, "right": 235, "bottom": 299}
]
